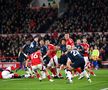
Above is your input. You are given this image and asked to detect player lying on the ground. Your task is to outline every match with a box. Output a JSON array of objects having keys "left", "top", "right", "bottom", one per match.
[
  {"left": 66, "top": 45, "right": 92, "bottom": 83},
  {"left": 0, "top": 66, "right": 31, "bottom": 79},
  {"left": 25, "top": 47, "right": 54, "bottom": 82}
]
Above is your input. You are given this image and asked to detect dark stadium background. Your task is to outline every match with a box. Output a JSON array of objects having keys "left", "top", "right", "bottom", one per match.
[{"left": 0, "top": 0, "right": 108, "bottom": 68}]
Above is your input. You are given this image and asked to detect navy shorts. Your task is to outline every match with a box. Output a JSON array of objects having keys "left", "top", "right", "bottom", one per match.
[
  {"left": 59, "top": 54, "right": 67, "bottom": 65},
  {"left": 43, "top": 56, "right": 50, "bottom": 66},
  {"left": 71, "top": 59, "right": 85, "bottom": 71}
]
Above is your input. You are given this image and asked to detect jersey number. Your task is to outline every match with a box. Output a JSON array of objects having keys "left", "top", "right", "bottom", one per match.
[
  {"left": 31, "top": 53, "right": 38, "bottom": 59},
  {"left": 73, "top": 50, "right": 79, "bottom": 56}
]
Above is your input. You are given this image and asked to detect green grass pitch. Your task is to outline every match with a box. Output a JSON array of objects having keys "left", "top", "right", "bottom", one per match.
[{"left": 0, "top": 69, "right": 108, "bottom": 90}]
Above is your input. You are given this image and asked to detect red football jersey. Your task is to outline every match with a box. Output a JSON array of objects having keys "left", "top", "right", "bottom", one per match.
[
  {"left": 0, "top": 72, "right": 2, "bottom": 79},
  {"left": 66, "top": 38, "right": 74, "bottom": 47},
  {"left": 47, "top": 44, "right": 56, "bottom": 58},
  {"left": 81, "top": 43, "right": 89, "bottom": 56},
  {"left": 28, "top": 50, "right": 42, "bottom": 66}
]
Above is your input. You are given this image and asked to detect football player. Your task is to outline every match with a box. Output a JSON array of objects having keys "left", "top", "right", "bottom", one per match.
[
  {"left": 26, "top": 47, "right": 53, "bottom": 82},
  {"left": 66, "top": 45, "right": 91, "bottom": 83},
  {"left": 43, "top": 40, "right": 62, "bottom": 78}
]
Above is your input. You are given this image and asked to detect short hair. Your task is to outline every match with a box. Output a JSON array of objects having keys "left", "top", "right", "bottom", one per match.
[{"left": 33, "top": 35, "right": 39, "bottom": 39}]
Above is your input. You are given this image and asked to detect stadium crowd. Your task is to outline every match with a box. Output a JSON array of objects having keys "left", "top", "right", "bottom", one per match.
[
  {"left": 1, "top": 0, "right": 108, "bottom": 33},
  {"left": 0, "top": 0, "right": 108, "bottom": 65},
  {"left": 0, "top": 32, "right": 108, "bottom": 62},
  {"left": 1, "top": 0, "right": 58, "bottom": 33},
  {"left": 49, "top": 0, "right": 108, "bottom": 32}
]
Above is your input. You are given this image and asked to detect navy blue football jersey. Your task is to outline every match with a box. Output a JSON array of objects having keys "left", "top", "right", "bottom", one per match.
[
  {"left": 67, "top": 49, "right": 84, "bottom": 62},
  {"left": 75, "top": 45, "right": 84, "bottom": 56},
  {"left": 29, "top": 41, "right": 38, "bottom": 54},
  {"left": 60, "top": 45, "right": 67, "bottom": 53},
  {"left": 22, "top": 44, "right": 30, "bottom": 55},
  {"left": 40, "top": 45, "right": 47, "bottom": 56}
]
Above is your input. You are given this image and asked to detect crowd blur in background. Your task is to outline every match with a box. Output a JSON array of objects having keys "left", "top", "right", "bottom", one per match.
[
  {"left": 0, "top": 0, "right": 108, "bottom": 66},
  {"left": 49, "top": 0, "right": 108, "bottom": 32},
  {"left": 1, "top": 0, "right": 58, "bottom": 33},
  {"left": 0, "top": 32, "right": 108, "bottom": 63},
  {"left": 1, "top": 0, "right": 108, "bottom": 33}
]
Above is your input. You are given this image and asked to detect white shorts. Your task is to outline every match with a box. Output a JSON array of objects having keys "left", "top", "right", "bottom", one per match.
[
  {"left": 2, "top": 71, "right": 14, "bottom": 79},
  {"left": 84, "top": 56, "right": 90, "bottom": 68},
  {"left": 31, "top": 64, "right": 45, "bottom": 71},
  {"left": 47, "top": 55, "right": 58, "bottom": 67}
]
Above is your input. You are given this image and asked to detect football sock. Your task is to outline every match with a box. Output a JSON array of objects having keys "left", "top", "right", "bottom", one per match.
[
  {"left": 83, "top": 70, "right": 90, "bottom": 79},
  {"left": 76, "top": 68, "right": 81, "bottom": 74},
  {"left": 47, "top": 75, "right": 51, "bottom": 80},
  {"left": 67, "top": 71, "right": 73, "bottom": 80},
  {"left": 56, "top": 68, "right": 60, "bottom": 76},
  {"left": 90, "top": 71, "right": 95, "bottom": 76},
  {"left": 50, "top": 68, "right": 56, "bottom": 76},
  {"left": 41, "top": 71, "right": 46, "bottom": 78}
]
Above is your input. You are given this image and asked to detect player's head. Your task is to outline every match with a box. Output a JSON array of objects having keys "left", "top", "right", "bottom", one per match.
[
  {"left": 26, "top": 41, "right": 31, "bottom": 45},
  {"left": 56, "top": 45, "right": 60, "bottom": 50},
  {"left": 39, "top": 39, "right": 45, "bottom": 46},
  {"left": 34, "top": 35, "right": 39, "bottom": 42},
  {"left": 76, "top": 39, "right": 81, "bottom": 45},
  {"left": 64, "top": 33, "right": 70, "bottom": 40},
  {"left": 94, "top": 45, "right": 98, "bottom": 49},
  {"left": 45, "top": 40, "right": 50, "bottom": 46},
  {"left": 90, "top": 46, "right": 93, "bottom": 50},
  {"left": 61, "top": 39, "right": 66, "bottom": 45},
  {"left": 82, "top": 38, "right": 87, "bottom": 43}
]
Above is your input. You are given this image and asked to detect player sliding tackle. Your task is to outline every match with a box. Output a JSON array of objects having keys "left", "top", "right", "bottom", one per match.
[
  {"left": 25, "top": 47, "right": 54, "bottom": 82},
  {"left": 66, "top": 45, "right": 92, "bottom": 83}
]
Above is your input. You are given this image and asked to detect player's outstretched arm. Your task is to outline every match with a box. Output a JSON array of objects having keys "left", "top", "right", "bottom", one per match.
[
  {"left": 43, "top": 50, "right": 49, "bottom": 59},
  {"left": 25, "top": 59, "right": 29, "bottom": 68}
]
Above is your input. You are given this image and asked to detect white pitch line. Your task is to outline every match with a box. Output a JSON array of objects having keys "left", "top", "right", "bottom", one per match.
[
  {"left": 101, "top": 88, "right": 108, "bottom": 90},
  {"left": 2, "top": 79, "right": 22, "bottom": 81}
]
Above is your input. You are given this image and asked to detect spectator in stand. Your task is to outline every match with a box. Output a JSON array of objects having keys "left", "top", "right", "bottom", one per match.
[
  {"left": 48, "top": 0, "right": 108, "bottom": 32},
  {"left": 1, "top": 0, "right": 108, "bottom": 33},
  {"left": 1, "top": 0, "right": 58, "bottom": 33},
  {"left": 104, "top": 43, "right": 108, "bottom": 60},
  {"left": 91, "top": 45, "right": 100, "bottom": 70},
  {"left": 0, "top": 33, "right": 107, "bottom": 62}
]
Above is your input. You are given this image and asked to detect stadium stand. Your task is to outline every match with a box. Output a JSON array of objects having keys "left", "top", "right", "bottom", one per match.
[
  {"left": 0, "top": 32, "right": 108, "bottom": 62},
  {"left": 1, "top": 0, "right": 108, "bottom": 33},
  {"left": 1, "top": 0, "right": 58, "bottom": 33},
  {"left": 0, "top": 0, "right": 108, "bottom": 65},
  {"left": 49, "top": 0, "right": 108, "bottom": 32}
]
